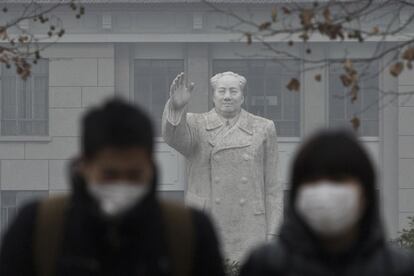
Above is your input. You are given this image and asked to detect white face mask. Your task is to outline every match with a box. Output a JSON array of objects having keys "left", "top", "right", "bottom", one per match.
[
  {"left": 295, "top": 181, "right": 362, "bottom": 237},
  {"left": 87, "top": 182, "right": 150, "bottom": 217}
]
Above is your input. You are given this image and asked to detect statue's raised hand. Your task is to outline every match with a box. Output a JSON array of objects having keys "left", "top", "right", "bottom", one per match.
[{"left": 170, "top": 72, "right": 195, "bottom": 110}]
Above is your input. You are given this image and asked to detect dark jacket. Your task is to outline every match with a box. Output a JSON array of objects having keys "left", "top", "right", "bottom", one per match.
[
  {"left": 240, "top": 199, "right": 414, "bottom": 276},
  {"left": 0, "top": 165, "right": 225, "bottom": 276}
]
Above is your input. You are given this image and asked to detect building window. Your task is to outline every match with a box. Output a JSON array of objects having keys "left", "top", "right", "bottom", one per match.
[
  {"left": 1, "top": 59, "right": 49, "bottom": 136},
  {"left": 328, "top": 61, "right": 379, "bottom": 136},
  {"left": 213, "top": 59, "right": 301, "bottom": 137},
  {"left": 0, "top": 191, "right": 48, "bottom": 237},
  {"left": 134, "top": 59, "right": 184, "bottom": 137}
]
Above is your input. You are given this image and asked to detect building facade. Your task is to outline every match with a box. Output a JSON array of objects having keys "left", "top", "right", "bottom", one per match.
[{"left": 0, "top": 0, "right": 413, "bottom": 240}]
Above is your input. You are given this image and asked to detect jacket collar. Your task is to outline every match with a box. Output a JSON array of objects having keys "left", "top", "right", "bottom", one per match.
[
  {"left": 279, "top": 206, "right": 385, "bottom": 261},
  {"left": 205, "top": 108, "right": 254, "bottom": 135}
]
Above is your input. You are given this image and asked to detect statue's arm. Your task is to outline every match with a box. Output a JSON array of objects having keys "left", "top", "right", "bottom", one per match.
[
  {"left": 161, "top": 99, "right": 196, "bottom": 157},
  {"left": 264, "top": 121, "right": 284, "bottom": 239},
  {"left": 161, "top": 72, "right": 197, "bottom": 157}
]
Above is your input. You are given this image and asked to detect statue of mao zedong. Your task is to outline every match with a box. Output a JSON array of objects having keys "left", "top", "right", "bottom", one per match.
[{"left": 162, "top": 71, "right": 283, "bottom": 260}]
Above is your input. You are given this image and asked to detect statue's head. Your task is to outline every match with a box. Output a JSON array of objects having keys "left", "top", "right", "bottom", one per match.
[{"left": 210, "top": 71, "right": 246, "bottom": 119}]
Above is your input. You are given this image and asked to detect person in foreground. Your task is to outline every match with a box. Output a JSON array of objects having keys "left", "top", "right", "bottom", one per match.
[
  {"left": 0, "top": 98, "right": 225, "bottom": 276},
  {"left": 240, "top": 129, "right": 414, "bottom": 276}
]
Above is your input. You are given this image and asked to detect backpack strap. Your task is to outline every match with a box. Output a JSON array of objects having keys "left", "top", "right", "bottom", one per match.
[
  {"left": 160, "top": 201, "right": 194, "bottom": 276},
  {"left": 34, "top": 195, "right": 69, "bottom": 276},
  {"left": 34, "top": 196, "right": 193, "bottom": 276}
]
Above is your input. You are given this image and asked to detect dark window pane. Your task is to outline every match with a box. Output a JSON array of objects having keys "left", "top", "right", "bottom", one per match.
[{"left": 134, "top": 59, "right": 184, "bottom": 136}]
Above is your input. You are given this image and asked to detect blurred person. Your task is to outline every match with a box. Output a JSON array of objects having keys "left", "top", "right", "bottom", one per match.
[
  {"left": 0, "top": 98, "right": 225, "bottom": 276},
  {"left": 240, "top": 130, "right": 414, "bottom": 276}
]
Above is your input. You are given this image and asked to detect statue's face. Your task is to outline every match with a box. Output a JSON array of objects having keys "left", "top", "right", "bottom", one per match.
[{"left": 212, "top": 75, "right": 244, "bottom": 118}]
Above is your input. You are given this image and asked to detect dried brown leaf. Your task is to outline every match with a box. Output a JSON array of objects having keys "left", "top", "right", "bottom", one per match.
[
  {"left": 300, "top": 9, "right": 314, "bottom": 29},
  {"left": 22, "top": 61, "right": 30, "bottom": 69},
  {"left": 350, "top": 70, "right": 358, "bottom": 83},
  {"left": 323, "top": 7, "right": 332, "bottom": 24},
  {"left": 16, "top": 66, "right": 23, "bottom": 75},
  {"left": 271, "top": 7, "right": 277, "bottom": 22},
  {"left": 402, "top": 47, "right": 414, "bottom": 61},
  {"left": 287, "top": 78, "right": 300, "bottom": 92},
  {"left": 344, "top": 59, "right": 353, "bottom": 72},
  {"left": 390, "top": 62, "right": 404, "bottom": 77},
  {"left": 16, "top": 60, "right": 31, "bottom": 80},
  {"left": 318, "top": 23, "right": 344, "bottom": 40},
  {"left": 0, "top": 26, "right": 7, "bottom": 40},
  {"left": 351, "top": 84, "right": 359, "bottom": 103},
  {"left": 259, "top": 22, "right": 272, "bottom": 31},
  {"left": 350, "top": 116, "right": 361, "bottom": 131},
  {"left": 0, "top": 56, "right": 7, "bottom": 64},
  {"left": 21, "top": 70, "right": 30, "bottom": 80},
  {"left": 299, "top": 32, "right": 309, "bottom": 42},
  {"left": 350, "top": 30, "right": 364, "bottom": 42},
  {"left": 282, "top": 7, "right": 291, "bottom": 15},
  {"left": 18, "top": 35, "right": 29, "bottom": 44},
  {"left": 340, "top": 74, "right": 353, "bottom": 87},
  {"left": 245, "top": 32, "right": 252, "bottom": 45}
]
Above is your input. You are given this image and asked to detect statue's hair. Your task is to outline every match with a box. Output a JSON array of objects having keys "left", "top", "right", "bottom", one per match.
[{"left": 210, "top": 71, "right": 247, "bottom": 91}]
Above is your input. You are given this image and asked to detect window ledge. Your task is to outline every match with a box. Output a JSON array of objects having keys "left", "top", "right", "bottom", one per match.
[
  {"left": 359, "top": 137, "right": 380, "bottom": 142},
  {"left": 0, "top": 136, "right": 52, "bottom": 142},
  {"left": 278, "top": 137, "right": 301, "bottom": 143}
]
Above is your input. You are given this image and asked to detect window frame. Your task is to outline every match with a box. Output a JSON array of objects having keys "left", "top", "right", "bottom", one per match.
[{"left": 0, "top": 59, "right": 50, "bottom": 139}]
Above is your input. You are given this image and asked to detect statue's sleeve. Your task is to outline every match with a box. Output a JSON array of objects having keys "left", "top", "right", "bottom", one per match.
[
  {"left": 264, "top": 121, "right": 284, "bottom": 236},
  {"left": 161, "top": 99, "right": 197, "bottom": 157}
]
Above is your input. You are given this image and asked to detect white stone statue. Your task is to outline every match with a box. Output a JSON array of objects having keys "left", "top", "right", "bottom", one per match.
[{"left": 162, "top": 71, "right": 283, "bottom": 261}]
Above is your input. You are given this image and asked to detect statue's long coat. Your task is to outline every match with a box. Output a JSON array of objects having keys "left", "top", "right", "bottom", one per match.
[{"left": 162, "top": 100, "right": 284, "bottom": 261}]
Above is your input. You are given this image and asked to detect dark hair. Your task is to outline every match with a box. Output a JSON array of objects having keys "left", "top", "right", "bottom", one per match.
[
  {"left": 81, "top": 98, "right": 154, "bottom": 160},
  {"left": 289, "top": 129, "right": 377, "bottom": 216}
]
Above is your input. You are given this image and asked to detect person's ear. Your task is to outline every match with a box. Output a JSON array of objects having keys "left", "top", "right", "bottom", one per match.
[{"left": 78, "top": 158, "right": 93, "bottom": 180}]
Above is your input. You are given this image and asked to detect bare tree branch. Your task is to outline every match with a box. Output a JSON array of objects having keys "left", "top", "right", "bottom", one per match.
[
  {"left": 203, "top": 0, "right": 414, "bottom": 130},
  {"left": 0, "top": 0, "right": 84, "bottom": 79}
]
